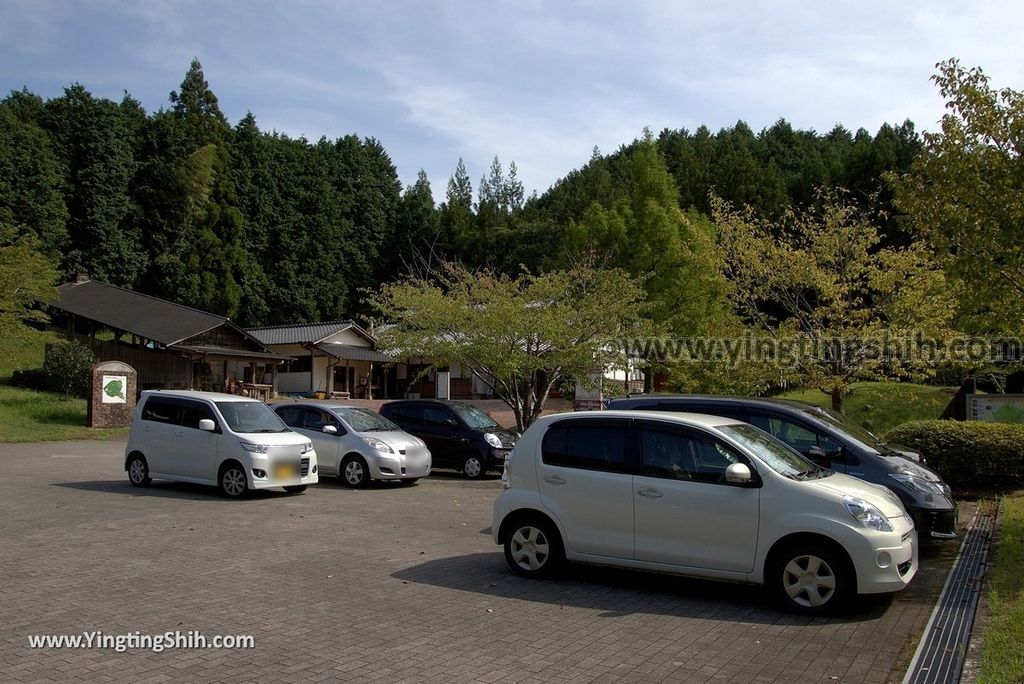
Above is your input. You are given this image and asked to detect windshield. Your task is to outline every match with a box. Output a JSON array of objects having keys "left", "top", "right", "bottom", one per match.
[
  {"left": 216, "top": 401, "right": 290, "bottom": 433},
  {"left": 802, "top": 406, "right": 884, "bottom": 451},
  {"left": 333, "top": 407, "right": 400, "bottom": 432},
  {"left": 719, "top": 423, "right": 829, "bottom": 480},
  {"left": 450, "top": 403, "right": 499, "bottom": 430}
]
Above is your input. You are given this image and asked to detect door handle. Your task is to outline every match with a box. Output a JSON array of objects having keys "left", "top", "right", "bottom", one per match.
[
  {"left": 543, "top": 475, "right": 566, "bottom": 486},
  {"left": 173, "top": 430, "right": 185, "bottom": 437},
  {"left": 637, "top": 488, "right": 663, "bottom": 499}
]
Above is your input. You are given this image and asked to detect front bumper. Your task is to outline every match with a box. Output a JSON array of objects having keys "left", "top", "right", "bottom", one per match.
[
  {"left": 487, "top": 448, "right": 511, "bottom": 470},
  {"left": 847, "top": 515, "right": 918, "bottom": 594},
  {"left": 251, "top": 455, "right": 319, "bottom": 489},
  {"left": 369, "top": 449, "right": 432, "bottom": 480},
  {"left": 909, "top": 504, "right": 958, "bottom": 539}
]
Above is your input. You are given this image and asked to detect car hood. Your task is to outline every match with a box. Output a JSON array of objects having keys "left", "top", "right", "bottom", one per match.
[
  {"left": 805, "top": 472, "right": 907, "bottom": 518},
  {"left": 358, "top": 430, "right": 426, "bottom": 449},
  {"left": 885, "top": 455, "right": 945, "bottom": 483},
  {"left": 236, "top": 431, "right": 311, "bottom": 447}
]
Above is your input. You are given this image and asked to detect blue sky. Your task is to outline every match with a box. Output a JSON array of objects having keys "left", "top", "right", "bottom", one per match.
[{"left": 2, "top": 1, "right": 1023, "bottom": 201}]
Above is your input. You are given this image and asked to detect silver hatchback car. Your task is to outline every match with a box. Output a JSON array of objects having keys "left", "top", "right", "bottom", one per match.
[{"left": 273, "top": 402, "right": 431, "bottom": 487}]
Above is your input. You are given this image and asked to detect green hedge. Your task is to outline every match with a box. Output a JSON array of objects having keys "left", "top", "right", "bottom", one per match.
[{"left": 885, "top": 420, "right": 1024, "bottom": 490}]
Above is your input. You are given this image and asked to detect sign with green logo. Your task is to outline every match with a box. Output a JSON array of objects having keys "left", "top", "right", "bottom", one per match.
[{"left": 102, "top": 375, "right": 127, "bottom": 404}]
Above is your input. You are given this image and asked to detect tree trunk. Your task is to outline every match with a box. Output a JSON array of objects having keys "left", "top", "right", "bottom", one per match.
[{"left": 831, "top": 386, "right": 844, "bottom": 413}]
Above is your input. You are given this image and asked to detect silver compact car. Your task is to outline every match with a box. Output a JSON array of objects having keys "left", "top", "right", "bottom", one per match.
[{"left": 273, "top": 402, "right": 430, "bottom": 487}]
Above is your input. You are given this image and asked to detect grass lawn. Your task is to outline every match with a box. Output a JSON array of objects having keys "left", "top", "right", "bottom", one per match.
[
  {"left": 979, "top": 491, "right": 1024, "bottom": 684},
  {"left": 778, "top": 381, "right": 956, "bottom": 434},
  {"left": 0, "top": 336, "right": 126, "bottom": 443}
]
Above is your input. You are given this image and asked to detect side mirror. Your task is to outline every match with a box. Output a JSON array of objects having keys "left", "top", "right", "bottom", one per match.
[
  {"left": 805, "top": 445, "right": 829, "bottom": 464},
  {"left": 725, "top": 463, "right": 753, "bottom": 484},
  {"left": 322, "top": 424, "right": 338, "bottom": 435},
  {"left": 198, "top": 418, "right": 216, "bottom": 432}
]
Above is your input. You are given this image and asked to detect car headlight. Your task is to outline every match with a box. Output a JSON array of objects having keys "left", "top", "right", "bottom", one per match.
[
  {"left": 484, "top": 432, "right": 503, "bottom": 449},
  {"left": 365, "top": 437, "right": 394, "bottom": 454},
  {"left": 239, "top": 441, "right": 269, "bottom": 454},
  {"left": 890, "top": 472, "right": 948, "bottom": 502},
  {"left": 301, "top": 442, "right": 314, "bottom": 454},
  {"left": 842, "top": 495, "right": 894, "bottom": 532}
]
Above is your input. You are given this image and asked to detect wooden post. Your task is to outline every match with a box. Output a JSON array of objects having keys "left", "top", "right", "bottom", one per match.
[
  {"left": 367, "top": 362, "right": 374, "bottom": 400},
  {"left": 344, "top": 359, "right": 350, "bottom": 393}
]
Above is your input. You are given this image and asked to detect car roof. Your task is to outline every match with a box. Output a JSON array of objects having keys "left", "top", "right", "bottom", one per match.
[
  {"left": 385, "top": 397, "right": 448, "bottom": 403},
  {"left": 274, "top": 402, "right": 365, "bottom": 411},
  {"left": 141, "top": 389, "right": 260, "bottom": 403},
  {"left": 609, "top": 394, "right": 816, "bottom": 413},
  {"left": 545, "top": 410, "right": 745, "bottom": 429}
]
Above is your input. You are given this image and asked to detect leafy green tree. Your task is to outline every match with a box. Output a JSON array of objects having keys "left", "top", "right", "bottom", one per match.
[
  {"left": 0, "top": 101, "right": 68, "bottom": 256},
  {"left": 388, "top": 169, "right": 441, "bottom": 276},
  {"left": 438, "top": 158, "right": 474, "bottom": 259},
  {"left": 714, "top": 191, "right": 957, "bottom": 411},
  {"left": 565, "top": 133, "right": 729, "bottom": 337},
  {"left": 43, "top": 340, "right": 96, "bottom": 398},
  {"left": 43, "top": 84, "right": 145, "bottom": 286},
  {"left": 0, "top": 222, "right": 59, "bottom": 345},
  {"left": 891, "top": 59, "right": 1024, "bottom": 334},
  {"left": 372, "top": 263, "right": 648, "bottom": 431},
  {"left": 168, "top": 60, "right": 250, "bottom": 318}
]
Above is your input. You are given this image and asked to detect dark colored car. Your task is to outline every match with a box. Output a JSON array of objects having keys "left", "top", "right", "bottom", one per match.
[
  {"left": 607, "top": 395, "right": 957, "bottom": 539},
  {"left": 378, "top": 400, "right": 517, "bottom": 479}
]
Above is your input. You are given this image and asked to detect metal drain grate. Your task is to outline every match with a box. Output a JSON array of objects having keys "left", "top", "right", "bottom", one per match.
[{"left": 902, "top": 501, "right": 997, "bottom": 684}]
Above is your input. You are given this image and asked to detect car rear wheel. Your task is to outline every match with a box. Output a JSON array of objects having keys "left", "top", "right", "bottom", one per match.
[
  {"left": 463, "top": 455, "right": 485, "bottom": 479},
  {"left": 341, "top": 455, "right": 369, "bottom": 488},
  {"left": 127, "top": 454, "right": 151, "bottom": 487},
  {"left": 504, "top": 518, "right": 563, "bottom": 579},
  {"left": 218, "top": 463, "right": 248, "bottom": 498},
  {"left": 773, "top": 545, "right": 851, "bottom": 615}
]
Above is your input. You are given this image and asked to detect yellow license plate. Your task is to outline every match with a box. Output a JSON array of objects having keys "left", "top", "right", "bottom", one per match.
[{"left": 274, "top": 463, "right": 298, "bottom": 480}]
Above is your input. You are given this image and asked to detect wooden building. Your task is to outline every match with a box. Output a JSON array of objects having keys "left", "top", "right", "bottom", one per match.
[
  {"left": 51, "top": 276, "right": 287, "bottom": 397},
  {"left": 246, "top": 321, "right": 396, "bottom": 399}
]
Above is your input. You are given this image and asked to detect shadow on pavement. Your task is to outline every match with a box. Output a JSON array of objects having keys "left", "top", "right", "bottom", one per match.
[
  {"left": 392, "top": 551, "right": 895, "bottom": 624},
  {"left": 52, "top": 479, "right": 300, "bottom": 502}
]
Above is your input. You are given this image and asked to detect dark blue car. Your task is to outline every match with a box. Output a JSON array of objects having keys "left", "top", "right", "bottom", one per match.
[{"left": 607, "top": 395, "right": 957, "bottom": 539}]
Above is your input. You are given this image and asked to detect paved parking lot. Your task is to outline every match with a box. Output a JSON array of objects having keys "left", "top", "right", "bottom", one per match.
[{"left": 1, "top": 440, "right": 961, "bottom": 683}]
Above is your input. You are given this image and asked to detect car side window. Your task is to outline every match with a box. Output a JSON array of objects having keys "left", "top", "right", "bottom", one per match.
[
  {"left": 179, "top": 400, "right": 217, "bottom": 431},
  {"left": 541, "top": 421, "right": 629, "bottom": 473},
  {"left": 639, "top": 425, "right": 745, "bottom": 484},
  {"left": 750, "top": 413, "right": 850, "bottom": 465},
  {"left": 423, "top": 407, "right": 454, "bottom": 428},
  {"left": 303, "top": 409, "right": 336, "bottom": 431},
  {"left": 275, "top": 406, "right": 303, "bottom": 427},
  {"left": 141, "top": 398, "right": 177, "bottom": 424},
  {"left": 389, "top": 406, "right": 423, "bottom": 426}
]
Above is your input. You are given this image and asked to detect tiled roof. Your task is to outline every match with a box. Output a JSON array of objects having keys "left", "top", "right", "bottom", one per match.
[
  {"left": 246, "top": 320, "right": 355, "bottom": 345},
  {"left": 315, "top": 342, "right": 394, "bottom": 363},
  {"left": 53, "top": 279, "right": 227, "bottom": 346}
]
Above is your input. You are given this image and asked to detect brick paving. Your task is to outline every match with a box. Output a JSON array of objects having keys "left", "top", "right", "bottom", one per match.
[{"left": 0, "top": 439, "right": 960, "bottom": 683}]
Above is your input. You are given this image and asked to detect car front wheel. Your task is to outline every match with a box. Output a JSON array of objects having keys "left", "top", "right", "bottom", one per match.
[
  {"left": 218, "top": 463, "right": 249, "bottom": 498},
  {"left": 463, "top": 455, "right": 486, "bottom": 479},
  {"left": 773, "top": 545, "right": 851, "bottom": 615},
  {"left": 341, "top": 455, "right": 369, "bottom": 488}
]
